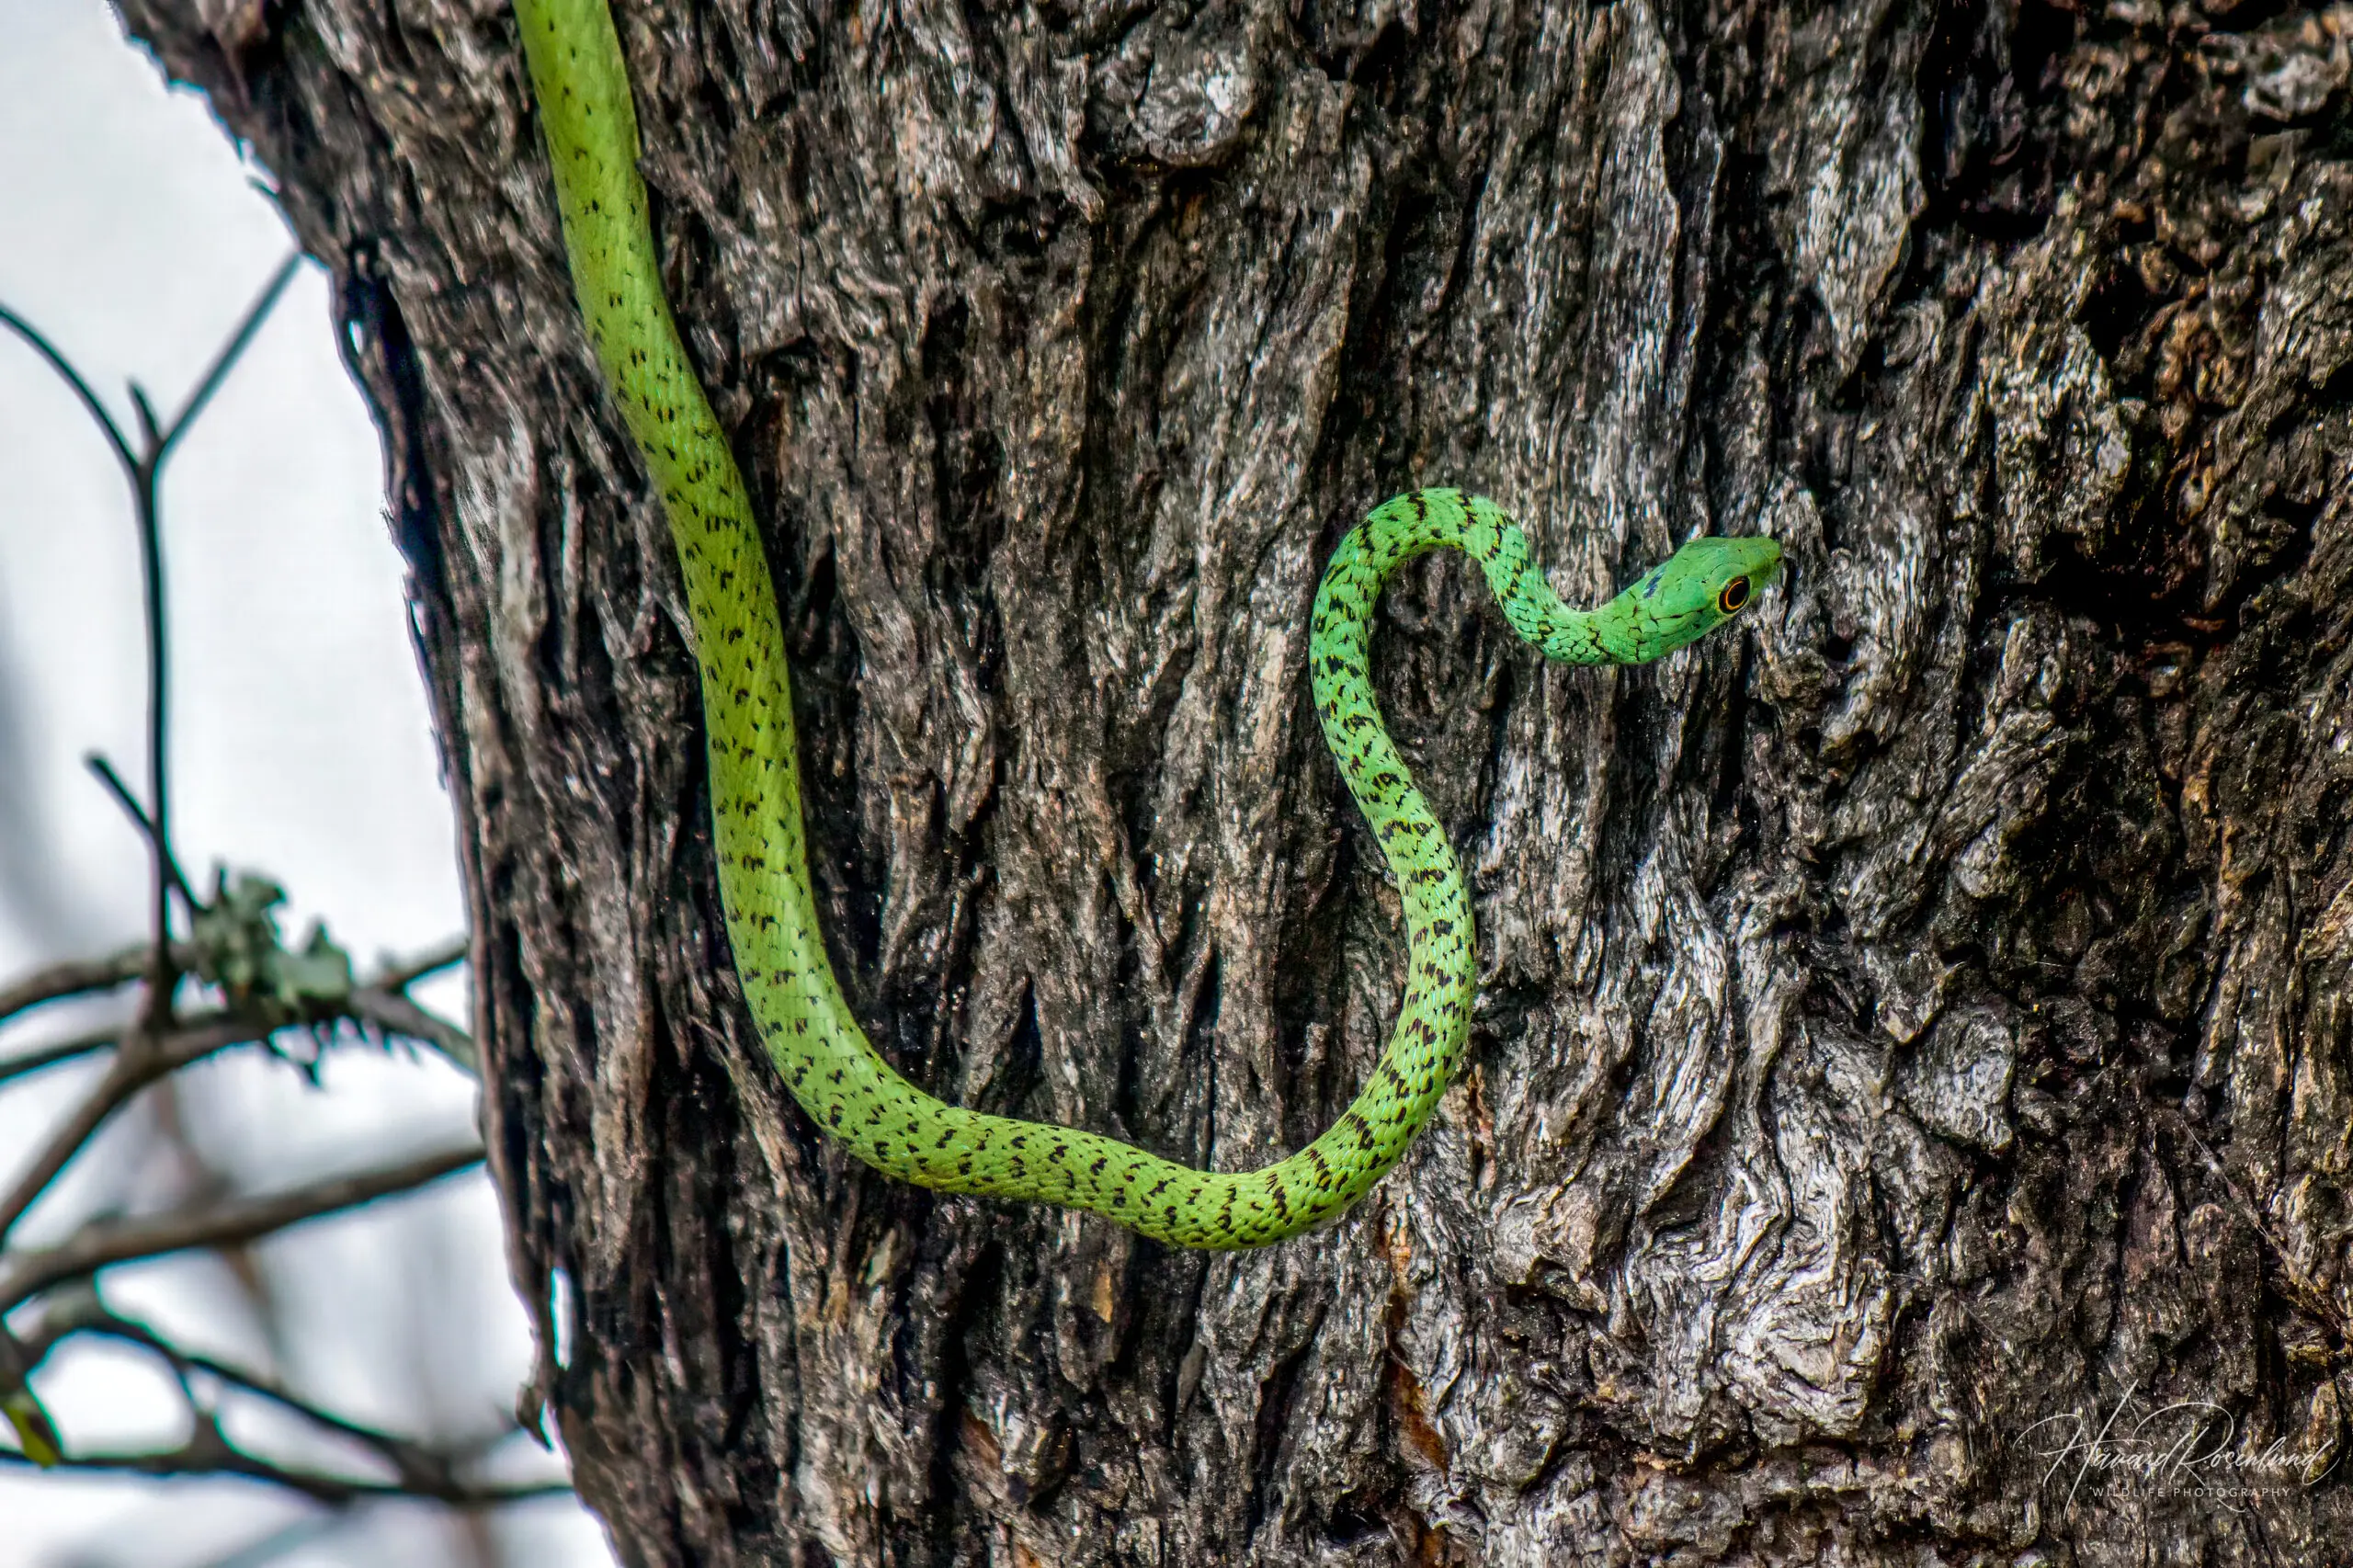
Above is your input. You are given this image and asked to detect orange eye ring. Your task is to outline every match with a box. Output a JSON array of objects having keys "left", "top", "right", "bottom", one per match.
[{"left": 1716, "top": 577, "right": 1752, "bottom": 615}]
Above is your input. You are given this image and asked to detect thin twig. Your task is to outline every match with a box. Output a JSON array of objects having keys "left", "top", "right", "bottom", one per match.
[
  {"left": 0, "top": 262, "right": 533, "bottom": 1528},
  {"left": 0, "top": 301, "right": 137, "bottom": 472},
  {"left": 0, "top": 1012, "right": 274, "bottom": 1245},
  {"left": 131, "top": 428, "right": 174, "bottom": 1017},
  {"left": 347, "top": 987, "right": 478, "bottom": 1075},
  {"left": 0, "top": 1028, "right": 119, "bottom": 1089},
  {"left": 0, "top": 1045, "right": 180, "bottom": 1245},
  {"left": 154, "top": 254, "right": 302, "bottom": 463},
  {"left": 0, "top": 948, "right": 483, "bottom": 1229},
  {"left": 130, "top": 382, "right": 165, "bottom": 450},
  {"left": 1, "top": 939, "right": 462, "bottom": 1042},
  {"left": 0, "top": 1142, "right": 483, "bottom": 1309},
  {"left": 85, "top": 753, "right": 196, "bottom": 911},
  {"left": 119, "top": 254, "right": 303, "bottom": 1019},
  {"left": 0, "top": 943, "right": 165, "bottom": 1028},
  {"left": 371, "top": 936, "right": 471, "bottom": 995},
  {"left": 0, "top": 1442, "right": 573, "bottom": 1508},
  {"left": 27, "top": 1297, "right": 536, "bottom": 1494}
]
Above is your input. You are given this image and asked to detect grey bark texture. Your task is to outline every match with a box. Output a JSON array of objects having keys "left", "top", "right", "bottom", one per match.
[{"left": 120, "top": 0, "right": 2353, "bottom": 1562}]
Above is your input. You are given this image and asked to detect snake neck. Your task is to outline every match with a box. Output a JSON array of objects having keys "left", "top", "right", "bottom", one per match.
[{"left": 1314, "top": 490, "right": 1650, "bottom": 686}]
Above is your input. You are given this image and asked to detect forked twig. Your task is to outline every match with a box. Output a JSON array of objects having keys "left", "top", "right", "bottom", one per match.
[
  {"left": 0, "top": 261, "right": 555, "bottom": 1517},
  {"left": 0, "top": 253, "right": 303, "bottom": 1017}
]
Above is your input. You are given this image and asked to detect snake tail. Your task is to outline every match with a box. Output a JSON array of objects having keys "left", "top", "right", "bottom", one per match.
[{"left": 513, "top": 0, "right": 1782, "bottom": 1248}]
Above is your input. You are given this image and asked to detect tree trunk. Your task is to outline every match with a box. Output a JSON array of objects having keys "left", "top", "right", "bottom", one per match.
[{"left": 122, "top": 0, "right": 2353, "bottom": 1561}]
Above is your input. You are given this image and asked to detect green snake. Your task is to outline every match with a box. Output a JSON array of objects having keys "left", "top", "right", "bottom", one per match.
[
  {"left": 509, "top": 0, "right": 1780, "bottom": 1250},
  {"left": 0, "top": 0, "right": 1779, "bottom": 1479}
]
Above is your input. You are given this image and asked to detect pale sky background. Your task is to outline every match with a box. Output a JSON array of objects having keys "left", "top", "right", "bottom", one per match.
[{"left": 0, "top": 2, "right": 611, "bottom": 1562}]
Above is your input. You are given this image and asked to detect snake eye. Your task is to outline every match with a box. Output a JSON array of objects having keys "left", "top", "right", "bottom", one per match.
[{"left": 1717, "top": 577, "right": 1751, "bottom": 615}]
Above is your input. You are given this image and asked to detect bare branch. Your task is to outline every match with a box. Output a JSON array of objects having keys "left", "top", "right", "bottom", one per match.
[
  {"left": 16, "top": 1284, "right": 541, "bottom": 1503},
  {"left": 130, "top": 437, "right": 174, "bottom": 1013},
  {"left": 0, "top": 941, "right": 483, "bottom": 1227},
  {"left": 154, "top": 254, "right": 302, "bottom": 460},
  {"left": 131, "top": 255, "right": 300, "bottom": 1016},
  {"left": 0, "top": 1041, "right": 172, "bottom": 1245},
  {"left": 94, "top": 1317, "right": 415, "bottom": 1454},
  {"left": 371, "top": 936, "right": 471, "bottom": 994},
  {"left": 85, "top": 752, "right": 196, "bottom": 912},
  {"left": 0, "top": 1028, "right": 118, "bottom": 1089},
  {"left": 130, "top": 381, "right": 165, "bottom": 451},
  {"left": 347, "top": 986, "right": 478, "bottom": 1075},
  {"left": 1, "top": 941, "right": 467, "bottom": 1043},
  {"left": 0, "top": 1440, "right": 573, "bottom": 1508},
  {"left": 0, "top": 1142, "right": 483, "bottom": 1309},
  {"left": 3, "top": 256, "right": 310, "bottom": 1031},
  {"left": 0, "top": 257, "right": 532, "bottom": 1537},
  {"left": 0, "top": 944, "right": 157, "bottom": 1028},
  {"left": 0, "top": 300, "right": 137, "bottom": 474},
  {"left": 26, "top": 1295, "right": 552, "bottom": 1501},
  {"left": 0, "top": 1012, "right": 275, "bottom": 1244}
]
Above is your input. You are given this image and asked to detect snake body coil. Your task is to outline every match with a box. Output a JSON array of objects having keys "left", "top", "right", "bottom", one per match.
[{"left": 512, "top": 0, "right": 1780, "bottom": 1248}]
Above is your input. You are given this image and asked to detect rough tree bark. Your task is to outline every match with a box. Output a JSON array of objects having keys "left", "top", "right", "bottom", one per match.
[{"left": 119, "top": 0, "right": 2353, "bottom": 1561}]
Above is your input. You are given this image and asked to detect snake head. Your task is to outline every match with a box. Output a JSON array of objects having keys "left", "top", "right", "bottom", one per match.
[{"left": 1614, "top": 535, "right": 1783, "bottom": 657}]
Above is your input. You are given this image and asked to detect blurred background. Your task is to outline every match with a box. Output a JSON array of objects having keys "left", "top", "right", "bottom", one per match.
[{"left": 0, "top": 2, "right": 614, "bottom": 1562}]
